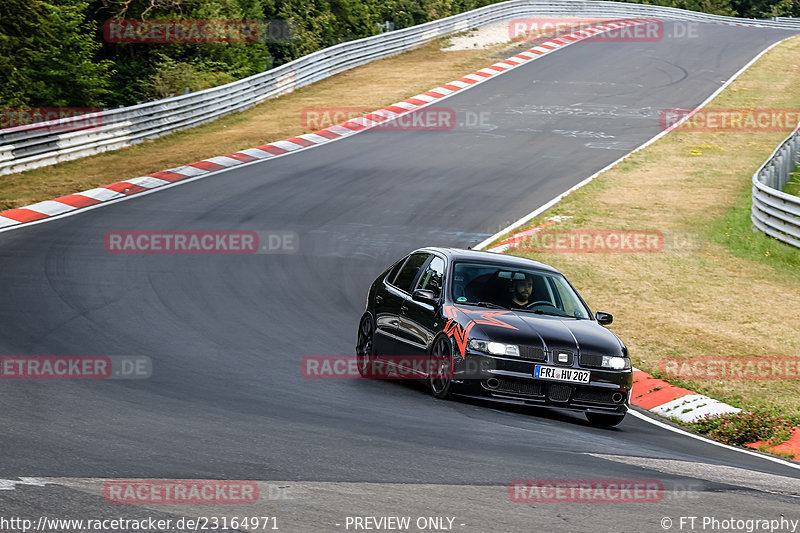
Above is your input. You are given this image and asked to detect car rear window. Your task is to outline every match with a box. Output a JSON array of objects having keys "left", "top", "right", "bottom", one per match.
[
  {"left": 392, "top": 253, "right": 429, "bottom": 293},
  {"left": 385, "top": 258, "right": 406, "bottom": 285}
]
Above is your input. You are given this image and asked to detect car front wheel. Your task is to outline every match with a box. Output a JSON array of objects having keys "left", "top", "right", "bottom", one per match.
[
  {"left": 429, "top": 336, "right": 454, "bottom": 399},
  {"left": 356, "top": 314, "right": 375, "bottom": 378}
]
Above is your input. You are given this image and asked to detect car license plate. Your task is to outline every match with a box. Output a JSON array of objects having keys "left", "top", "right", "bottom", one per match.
[{"left": 534, "top": 365, "right": 590, "bottom": 383}]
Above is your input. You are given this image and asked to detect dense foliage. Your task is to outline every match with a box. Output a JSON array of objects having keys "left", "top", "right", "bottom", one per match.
[
  {"left": 1, "top": 0, "right": 798, "bottom": 109},
  {"left": 618, "top": 0, "right": 799, "bottom": 18},
  {"left": 0, "top": 0, "right": 114, "bottom": 107}
]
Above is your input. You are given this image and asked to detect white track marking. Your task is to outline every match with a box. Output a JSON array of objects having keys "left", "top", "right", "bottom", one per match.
[
  {"left": 628, "top": 410, "right": 800, "bottom": 471},
  {"left": 589, "top": 453, "right": 800, "bottom": 493},
  {"left": 0, "top": 478, "right": 52, "bottom": 491}
]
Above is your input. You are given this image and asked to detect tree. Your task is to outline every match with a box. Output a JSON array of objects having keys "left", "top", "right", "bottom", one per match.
[
  {"left": 0, "top": 0, "right": 114, "bottom": 108},
  {"left": 92, "top": 0, "right": 272, "bottom": 104}
]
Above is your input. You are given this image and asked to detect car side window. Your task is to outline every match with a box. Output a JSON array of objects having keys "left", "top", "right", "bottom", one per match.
[
  {"left": 416, "top": 256, "right": 445, "bottom": 299},
  {"left": 392, "top": 253, "right": 430, "bottom": 293},
  {"left": 385, "top": 257, "right": 407, "bottom": 285},
  {"left": 550, "top": 277, "right": 582, "bottom": 317}
]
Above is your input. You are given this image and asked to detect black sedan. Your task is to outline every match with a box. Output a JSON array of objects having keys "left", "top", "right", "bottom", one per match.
[{"left": 356, "top": 247, "right": 633, "bottom": 426}]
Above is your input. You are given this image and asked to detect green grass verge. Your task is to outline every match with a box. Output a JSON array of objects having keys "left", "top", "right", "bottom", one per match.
[{"left": 711, "top": 175, "right": 800, "bottom": 276}]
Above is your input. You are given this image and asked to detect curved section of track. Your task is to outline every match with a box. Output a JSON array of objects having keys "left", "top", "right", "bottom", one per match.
[{"left": 1, "top": 22, "right": 798, "bottom": 532}]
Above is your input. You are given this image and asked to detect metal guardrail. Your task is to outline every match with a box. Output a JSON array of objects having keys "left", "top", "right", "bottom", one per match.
[
  {"left": 2, "top": 0, "right": 799, "bottom": 176},
  {"left": 774, "top": 17, "right": 800, "bottom": 27},
  {"left": 751, "top": 123, "right": 800, "bottom": 248}
]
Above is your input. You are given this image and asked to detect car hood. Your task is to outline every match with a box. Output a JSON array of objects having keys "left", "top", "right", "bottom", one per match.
[{"left": 450, "top": 306, "right": 625, "bottom": 357}]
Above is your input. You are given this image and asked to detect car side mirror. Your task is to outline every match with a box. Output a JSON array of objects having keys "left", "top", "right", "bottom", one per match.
[
  {"left": 412, "top": 289, "right": 436, "bottom": 304},
  {"left": 595, "top": 311, "right": 613, "bottom": 325}
]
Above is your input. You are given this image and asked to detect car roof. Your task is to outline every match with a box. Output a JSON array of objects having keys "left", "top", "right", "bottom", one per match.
[{"left": 413, "top": 247, "right": 561, "bottom": 274}]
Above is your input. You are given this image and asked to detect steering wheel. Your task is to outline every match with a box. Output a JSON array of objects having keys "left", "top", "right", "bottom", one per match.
[{"left": 525, "top": 300, "right": 552, "bottom": 309}]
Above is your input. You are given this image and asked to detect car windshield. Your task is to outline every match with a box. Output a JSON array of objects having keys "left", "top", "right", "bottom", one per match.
[{"left": 451, "top": 261, "right": 591, "bottom": 319}]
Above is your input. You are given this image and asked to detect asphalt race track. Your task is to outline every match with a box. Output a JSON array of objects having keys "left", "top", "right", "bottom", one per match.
[{"left": 1, "top": 21, "right": 798, "bottom": 533}]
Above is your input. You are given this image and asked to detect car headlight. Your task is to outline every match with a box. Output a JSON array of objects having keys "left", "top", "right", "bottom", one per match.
[
  {"left": 468, "top": 339, "right": 519, "bottom": 356},
  {"left": 602, "top": 356, "right": 630, "bottom": 370}
]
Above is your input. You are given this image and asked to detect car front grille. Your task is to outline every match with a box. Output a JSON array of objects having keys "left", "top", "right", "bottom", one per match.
[
  {"left": 519, "top": 345, "right": 546, "bottom": 361},
  {"left": 547, "top": 383, "right": 572, "bottom": 402},
  {"left": 488, "top": 378, "right": 543, "bottom": 397}
]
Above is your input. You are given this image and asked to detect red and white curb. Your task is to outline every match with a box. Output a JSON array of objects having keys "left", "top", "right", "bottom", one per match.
[
  {"left": 629, "top": 370, "right": 739, "bottom": 422},
  {"left": 0, "top": 18, "right": 659, "bottom": 232}
]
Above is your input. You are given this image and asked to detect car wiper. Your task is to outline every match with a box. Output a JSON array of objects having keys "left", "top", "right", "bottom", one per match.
[
  {"left": 470, "top": 301, "right": 509, "bottom": 310},
  {"left": 527, "top": 309, "right": 576, "bottom": 318}
]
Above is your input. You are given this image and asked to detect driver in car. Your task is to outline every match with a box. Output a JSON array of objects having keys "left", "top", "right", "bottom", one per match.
[{"left": 507, "top": 274, "right": 534, "bottom": 309}]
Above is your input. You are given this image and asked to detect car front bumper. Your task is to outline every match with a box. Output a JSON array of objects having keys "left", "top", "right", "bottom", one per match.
[{"left": 452, "top": 351, "right": 632, "bottom": 414}]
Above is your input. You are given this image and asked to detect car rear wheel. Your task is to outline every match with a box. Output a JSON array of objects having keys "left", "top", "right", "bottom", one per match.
[
  {"left": 585, "top": 412, "right": 626, "bottom": 427},
  {"left": 356, "top": 314, "right": 375, "bottom": 378},
  {"left": 429, "top": 336, "right": 454, "bottom": 399}
]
